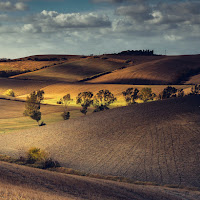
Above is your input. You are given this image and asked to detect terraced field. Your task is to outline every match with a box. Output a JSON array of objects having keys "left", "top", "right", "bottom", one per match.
[
  {"left": 88, "top": 55, "right": 200, "bottom": 85},
  {"left": 0, "top": 96, "right": 199, "bottom": 188}
]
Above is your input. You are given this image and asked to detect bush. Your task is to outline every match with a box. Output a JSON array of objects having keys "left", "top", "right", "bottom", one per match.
[
  {"left": 26, "top": 147, "right": 46, "bottom": 164},
  {"left": 61, "top": 111, "right": 70, "bottom": 120},
  {"left": 3, "top": 89, "right": 15, "bottom": 97},
  {"left": 43, "top": 158, "right": 60, "bottom": 169}
]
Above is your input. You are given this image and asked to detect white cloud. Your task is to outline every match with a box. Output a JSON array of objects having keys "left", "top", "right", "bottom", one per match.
[{"left": 0, "top": 1, "right": 27, "bottom": 11}]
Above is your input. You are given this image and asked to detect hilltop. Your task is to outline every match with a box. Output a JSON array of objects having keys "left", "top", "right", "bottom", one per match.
[
  {"left": 0, "top": 95, "right": 199, "bottom": 188},
  {"left": 88, "top": 55, "right": 200, "bottom": 85}
]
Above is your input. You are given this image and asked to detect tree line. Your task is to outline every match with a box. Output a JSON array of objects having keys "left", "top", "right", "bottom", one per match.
[{"left": 22, "top": 85, "right": 200, "bottom": 126}]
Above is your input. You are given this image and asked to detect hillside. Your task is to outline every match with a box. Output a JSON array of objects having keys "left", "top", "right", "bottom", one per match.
[
  {"left": 12, "top": 57, "right": 128, "bottom": 82},
  {"left": 0, "top": 78, "right": 53, "bottom": 96},
  {"left": 1, "top": 162, "right": 199, "bottom": 200},
  {"left": 185, "top": 74, "right": 200, "bottom": 84},
  {"left": 0, "top": 95, "right": 199, "bottom": 188},
  {"left": 88, "top": 55, "right": 200, "bottom": 85}
]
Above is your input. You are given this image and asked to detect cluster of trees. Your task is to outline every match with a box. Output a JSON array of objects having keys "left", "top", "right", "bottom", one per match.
[
  {"left": 23, "top": 84, "right": 200, "bottom": 126},
  {"left": 122, "top": 87, "right": 156, "bottom": 105},
  {"left": 117, "top": 50, "right": 155, "bottom": 56},
  {"left": 58, "top": 90, "right": 117, "bottom": 119}
]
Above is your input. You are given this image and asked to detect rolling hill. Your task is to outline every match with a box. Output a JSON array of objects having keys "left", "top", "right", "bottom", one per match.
[
  {"left": 1, "top": 161, "right": 199, "bottom": 200},
  {"left": 88, "top": 55, "right": 200, "bottom": 85},
  {"left": 0, "top": 95, "right": 199, "bottom": 188},
  {"left": 12, "top": 57, "right": 129, "bottom": 82}
]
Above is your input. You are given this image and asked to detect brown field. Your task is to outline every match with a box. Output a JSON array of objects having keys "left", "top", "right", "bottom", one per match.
[
  {"left": 0, "top": 95, "right": 199, "bottom": 188},
  {"left": 0, "top": 60, "right": 60, "bottom": 72},
  {"left": 185, "top": 74, "right": 200, "bottom": 84},
  {"left": 0, "top": 78, "right": 53, "bottom": 96},
  {"left": 0, "top": 161, "right": 199, "bottom": 200},
  {"left": 88, "top": 55, "right": 200, "bottom": 85},
  {"left": 12, "top": 57, "right": 129, "bottom": 82}
]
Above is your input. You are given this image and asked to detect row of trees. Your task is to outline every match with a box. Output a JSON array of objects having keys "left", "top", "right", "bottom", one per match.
[{"left": 23, "top": 85, "right": 200, "bottom": 126}]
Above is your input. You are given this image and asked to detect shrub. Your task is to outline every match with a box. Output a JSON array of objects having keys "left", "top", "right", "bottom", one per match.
[
  {"left": 42, "top": 158, "right": 60, "bottom": 169},
  {"left": 61, "top": 111, "right": 70, "bottom": 120},
  {"left": 3, "top": 89, "right": 15, "bottom": 97},
  {"left": 26, "top": 147, "right": 46, "bottom": 164}
]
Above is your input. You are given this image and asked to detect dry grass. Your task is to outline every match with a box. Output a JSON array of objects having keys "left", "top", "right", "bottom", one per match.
[
  {"left": 88, "top": 55, "right": 200, "bottom": 85},
  {"left": 0, "top": 161, "right": 199, "bottom": 200},
  {"left": 0, "top": 96, "right": 199, "bottom": 188}
]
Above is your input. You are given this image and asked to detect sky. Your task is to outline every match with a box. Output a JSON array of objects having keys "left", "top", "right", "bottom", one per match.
[{"left": 0, "top": 0, "right": 200, "bottom": 58}]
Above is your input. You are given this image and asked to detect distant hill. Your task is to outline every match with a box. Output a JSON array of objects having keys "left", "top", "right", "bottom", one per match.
[
  {"left": 88, "top": 55, "right": 200, "bottom": 85},
  {"left": 12, "top": 57, "right": 128, "bottom": 82},
  {"left": 0, "top": 95, "right": 199, "bottom": 188}
]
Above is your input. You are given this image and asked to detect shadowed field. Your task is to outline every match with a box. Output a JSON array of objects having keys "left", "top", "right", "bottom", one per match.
[
  {"left": 0, "top": 161, "right": 199, "bottom": 200},
  {"left": 88, "top": 55, "right": 200, "bottom": 85},
  {"left": 12, "top": 57, "right": 128, "bottom": 82},
  {"left": 0, "top": 96, "right": 199, "bottom": 188},
  {"left": 0, "top": 78, "right": 53, "bottom": 96}
]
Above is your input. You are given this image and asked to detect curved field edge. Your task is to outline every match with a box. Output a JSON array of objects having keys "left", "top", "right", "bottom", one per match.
[{"left": 0, "top": 161, "right": 199, "bottom": 200}]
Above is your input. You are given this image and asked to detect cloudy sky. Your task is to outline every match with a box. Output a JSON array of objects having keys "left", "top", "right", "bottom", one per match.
[{"left": 0, "top": 0, "right": 199, "bottom": 58}]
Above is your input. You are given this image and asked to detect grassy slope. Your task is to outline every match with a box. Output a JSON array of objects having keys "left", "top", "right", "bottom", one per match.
[
  {"left": 0, "top": 96, "right": 199, "bottom": 188},
  {"left": 12, "top": 57, "right": 128, "bottom": 82},
  {"left": 88, "top": 55, "right": 200, "bottom": 85},
  {"left": 0, "top": 161, "right": 199, "bottom": 200},
  {"left": 0, "top": 99, "right": 82, "bottom": 133}
]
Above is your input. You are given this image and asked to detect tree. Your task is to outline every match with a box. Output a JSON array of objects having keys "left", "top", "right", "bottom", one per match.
[
  {"left": 23, "top": 90, "right": 44, "bottom": 126},
  {"left": 122, "top": 88, "right": 139, "bottom": 105},
  {"left": 60, "top": 94, "right": 72, "bottom": 120},
  {"left": 93, "top": 89, "right": 116, "bottom": 112},
  {"left": 139, "top": 88, "right": 155, "bottom": 102},
  {"left": 76, "top": 92, "right": 93, "bottom": 115},
  {"left": 191, "top": 84, "right": 200, "bottom": 95},
  {"left": 3, "top": 89, "right": 15, "bottom": 97},
  {"left": 159, "top": 86, "right": 177, "bottom": 100}
]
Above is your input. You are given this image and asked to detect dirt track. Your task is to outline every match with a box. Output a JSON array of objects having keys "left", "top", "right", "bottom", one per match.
[{"left": 0, "top": 96, "right": 199, "bottom": 188}]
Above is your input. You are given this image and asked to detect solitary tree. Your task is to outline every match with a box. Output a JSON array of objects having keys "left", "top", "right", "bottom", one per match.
[
  {"left": 23, "top": 90, "right": 44, "bottom": 126},
  {"left": 139, "top": 88, "right": 155, "bottom": 102},
  {"left": 122, "top": 88, "right": 139, "bottom": 105},
  {"left": 76, "top": 91, "right": 93, "bottom": 115},
  {"left": 60, "top": 94, "right": 72, "bottom": 120},
  {"left": 93, "top": 89, "right": 116, "bottom": 112}
]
